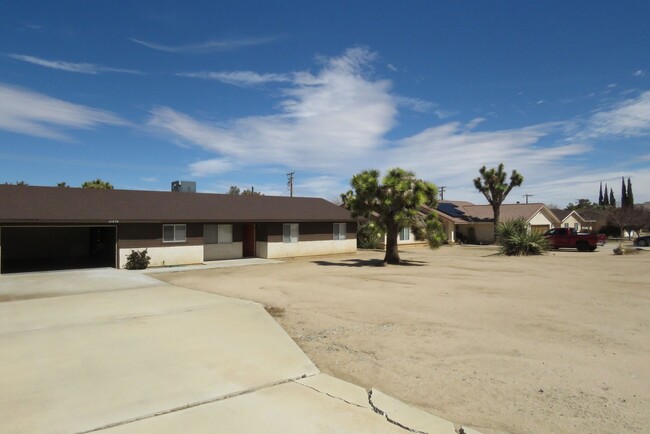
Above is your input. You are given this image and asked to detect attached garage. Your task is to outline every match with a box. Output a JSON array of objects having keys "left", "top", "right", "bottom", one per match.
[{"left": 0, "top": 226, "right": 116, "bottom": 274}]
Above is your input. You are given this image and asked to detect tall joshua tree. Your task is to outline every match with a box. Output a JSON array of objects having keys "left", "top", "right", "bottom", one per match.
[
  {"left": 342, "top": 168, "right": 445, "bottom": 264},
  {"left": 473, "top": 163, "right": 524, "bottom": 242}
]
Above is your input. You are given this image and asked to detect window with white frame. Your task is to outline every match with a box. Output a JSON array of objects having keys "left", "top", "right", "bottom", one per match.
[
  {"left": 333, "top": 223, "right": 347, "bottom": 240},
  {"left": 218, "top": 224, "right": 233, "bottom": 244},
  {"left": 163, "top": 224, "right": 186, "bottom": 243},
  {"left": 283, "top": 223, "right": 299, "bottom": 243},
  {"left": 574, "top": 223, "right": 579, "bottom": 231},
  {"left": 564, "top": 223, "right": 569, "bottom": 228},
  {"left": 399, "top": 227, "right": 410, "bottom": 241}
]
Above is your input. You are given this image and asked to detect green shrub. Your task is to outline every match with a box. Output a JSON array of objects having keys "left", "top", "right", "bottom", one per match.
[
  {"left": 125, "top": 249, "right": 151, "bottom": 270},
  {"left": 496, "top": 218, "right": 549, "bottom": 256},
  {"left": 357, "top": 222, "right": 384, "bottom": 249}
]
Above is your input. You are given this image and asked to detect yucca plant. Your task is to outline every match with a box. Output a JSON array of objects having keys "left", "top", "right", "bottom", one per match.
[{"left": 496, "top": 218, "right": 549, "bottom": 256}]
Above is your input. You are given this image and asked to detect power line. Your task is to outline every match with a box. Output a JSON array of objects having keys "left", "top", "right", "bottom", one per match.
[
  {"left": 287, "top": 172, "right": 295, "bottom": 197},
  {"left": 439, "top": 186, "right": 447, "bottom": 201}
]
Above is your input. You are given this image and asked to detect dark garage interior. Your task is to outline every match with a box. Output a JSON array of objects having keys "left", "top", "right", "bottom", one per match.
[{"left": 1, "top": 226, "right": 116, "bottom": 274}]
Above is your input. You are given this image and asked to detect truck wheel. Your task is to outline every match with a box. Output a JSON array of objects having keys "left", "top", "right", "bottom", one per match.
[
  {"left": 577, "top": 242, "right": 588, "bottom": 252},
  {"left": 639, "top": 239, "right": 648, "bottom": 247},
  {"left": 588, "top": 246, "right": 597, "bottom": 252}
]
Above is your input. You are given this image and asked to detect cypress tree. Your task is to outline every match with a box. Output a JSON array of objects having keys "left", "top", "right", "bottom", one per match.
[
  {"left": 609, "top": 188, "right": 616, "bottom": 207},
  {"left": 598, "top": 182, "right": 604, "bottom": 206},
  {"left": 627, "top": 177, "right": 634, "bottom": 208},
  {"left": 603, "top": 184, "right": 610, "bottom": 206},
  {"left": 621, "top": 176, "right": 628, "bottom": 208}
]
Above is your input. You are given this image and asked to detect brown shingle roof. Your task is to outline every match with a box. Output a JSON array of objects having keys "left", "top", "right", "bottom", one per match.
[
  {"left": 0, "top": 185, "right": 354, "bottom": 224},
  {"left": 436, "top": 201, "right": 559, "bottom": 224}
]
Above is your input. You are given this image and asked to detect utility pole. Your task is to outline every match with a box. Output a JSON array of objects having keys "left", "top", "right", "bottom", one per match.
[
  {"left": 439, "top": 186, "right": 446, "bottom": 201},
  {"left": 287, "top": 172, "right": 295, "bottom": 197},
  {"left": 523, "top": 193, "right": 534, "bottom": 204}
]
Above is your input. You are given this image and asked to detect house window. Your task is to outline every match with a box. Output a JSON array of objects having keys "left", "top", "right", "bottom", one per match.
[
  {"left": 574, "top": 223, "right": 579, "bottom": 231},
  {"left": 333, "top": 223, "right": 347, "bottom": 240},
  {"left": 564, "top": 223, "right": 569, "bottom": 228},
  {"left": 283, "top": 223, "right": 299, "bottom": 243},
  {"left": 163, "top": 224, "right": 186, "bottom": 243},
  {"left": 218, "top": 224, "right": 233, "bottom": 244},
  {"left": 399, "top": 227, "right": 410, "bottom": 241}
]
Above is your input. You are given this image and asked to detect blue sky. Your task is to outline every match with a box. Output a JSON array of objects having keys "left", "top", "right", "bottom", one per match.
[{"left": 1, "top": 1, "right": 649, "bottom": 206}]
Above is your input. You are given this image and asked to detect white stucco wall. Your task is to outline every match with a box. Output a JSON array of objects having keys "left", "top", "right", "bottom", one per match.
[
  {"left": 258, "top": 239, "right": 356, "bottom": 259},
  {"left": 204, "top": 242, "right": 243, "bottom": 261},
  {"left": 119, "top": 245, "right": 203, "bottom": 268}
]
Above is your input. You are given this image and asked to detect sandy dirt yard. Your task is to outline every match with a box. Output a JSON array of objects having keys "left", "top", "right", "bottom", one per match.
[{"left": 156, "top": 244, "right": 649, "bottom": 434}]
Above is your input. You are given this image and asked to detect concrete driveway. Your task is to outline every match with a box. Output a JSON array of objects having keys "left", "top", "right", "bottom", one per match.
[{"left": 0, "top": 268, "right": 464, "bottom": 434}]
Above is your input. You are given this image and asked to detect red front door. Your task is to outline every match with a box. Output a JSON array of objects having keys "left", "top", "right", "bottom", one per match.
[{"left": 243, "top": 224, "right": 256, "bottom": 257}]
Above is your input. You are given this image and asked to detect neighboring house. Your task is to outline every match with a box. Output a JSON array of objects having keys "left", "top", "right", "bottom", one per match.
[
  {"left": 0, "top": 185, "right": 357, "bottom": 274},
  {"left": 574, "top": 209, "right": 610, "bottom": 233},
  {"left": 550, "top": 209, "right": 589, "bottom": 232},
  {"left": 435, "top": 201, "right": 560, "bottom": 244}
]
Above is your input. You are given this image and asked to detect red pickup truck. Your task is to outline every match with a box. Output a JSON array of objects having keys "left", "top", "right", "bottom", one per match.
[{"left": 544, "top": 228, "right": 599, "bottom": 251}]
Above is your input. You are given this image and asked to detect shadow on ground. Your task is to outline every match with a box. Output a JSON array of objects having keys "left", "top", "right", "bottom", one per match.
[{"left": 312, "top": 259, "right": 427, "bottom": 267}]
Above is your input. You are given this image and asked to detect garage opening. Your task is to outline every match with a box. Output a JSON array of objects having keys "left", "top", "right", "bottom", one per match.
[{"left": 1, "top": 226, "right": 116, "bottom": 274}]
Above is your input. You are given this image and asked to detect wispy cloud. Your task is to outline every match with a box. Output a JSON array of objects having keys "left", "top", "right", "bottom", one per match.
[
  {"left": 0, "top": 83, "right": 126, "bottom": 140},
  {"left": 131, "top": 36, "right": 277, "bottom": 54},
  {"left": 147, "top": 47, "right": 597, "bottom": 205},
  {"left": 581, "top": 91, "right": 650, "bottom": 139},
  {"left": 633, "top": 70, "right": 645, "bottom": 77},
  {"left": 149, "top": 47, "right": 396, "bottom": 172},
  {"left": 178, "top": 70, "right": 292, "bottom": 86},
  {"left": 7, "top": 54, "right": 142, "bottom": 75},
  {"left": 395, "top": 96, "right": 436, "bottom": 113}
]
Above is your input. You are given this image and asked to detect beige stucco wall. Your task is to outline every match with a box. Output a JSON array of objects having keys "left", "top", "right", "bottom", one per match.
[
  {"left": 560, "top": 215, "right": 582, "bottom": 231},
  {"left": 119, "top": 245, "right": 203, "bottom": 268},
  {"left": 258, "top": 239, "right": 356, "bottom": 259},
  {"left": 458, "top": 224, "right": 494, "bottom": 244},
  {"left": 528, "top": 210, "right": 554, "bottom": 227},
  {"left": 204, "top": 242, "right": 243, "bottom": 261}
]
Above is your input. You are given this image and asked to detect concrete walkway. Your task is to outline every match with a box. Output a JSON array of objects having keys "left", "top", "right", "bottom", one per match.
[{"left": 0, "top": 269, "right": 476, "bottom": 434}]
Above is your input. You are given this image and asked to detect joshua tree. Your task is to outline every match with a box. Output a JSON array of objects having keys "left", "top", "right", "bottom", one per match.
[
  {"left": 342, "top": 168, "right": 444, "bottom": 264},
  {"left": 473, "top": 163, "right": 524, "bottom": 242}
]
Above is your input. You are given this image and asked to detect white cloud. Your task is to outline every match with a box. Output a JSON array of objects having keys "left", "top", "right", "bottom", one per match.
[
  {"left": 582, "top": 91, "right": 650, "bottom": 138},
  {"left": 130, "top": 37, "right": 277, "bottom": 54},
  {"left": 395, "top": 96, "right": 435, "bottom": 113},
  {"left": 0, "top": 83, "right": 126, "bottom": 139},
  {"left": 149, "top": 47, "right": 397, "bottom": 172},
  {"left": 633, "top": 70, "right": 645, "bottom": 77},
  {"left": 387, "top": 64, "right": 397, "bottom": 72},
  {"left": 188, "top": 158, "right": 233, "bottom": 176},
  {"left": 147, "top": 47, "right": 627, "bottom": 204},
  {"left": 141, "top": 176, "right": 158, "bottom": 182},
  {"left": 8, "top": 54, "right": 142, "bottom": 75},
  {"left": 178, "top": 70, "right": 292, "bottom": 86}
]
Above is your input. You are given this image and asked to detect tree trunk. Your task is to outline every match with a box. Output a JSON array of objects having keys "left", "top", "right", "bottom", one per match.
[
  {"left": 384, "top": 222, "right": 401, "bottom": 264},
  {"left": 492, "top": 205, "right": 500, "bottom": 243}
]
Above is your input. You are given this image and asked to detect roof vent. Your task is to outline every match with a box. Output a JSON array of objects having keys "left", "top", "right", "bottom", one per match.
[{"left": 171, "top": 181, "right": 196, "bottom": 193}]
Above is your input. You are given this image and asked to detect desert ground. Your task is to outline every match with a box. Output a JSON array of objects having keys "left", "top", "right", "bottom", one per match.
[{"left": 156, "top": 244, "right": 649, "bottom": 434}]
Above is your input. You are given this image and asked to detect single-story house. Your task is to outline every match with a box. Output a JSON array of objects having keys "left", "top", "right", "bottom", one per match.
[
  {"left": 435, "top": 201, "right": 561, "bottom": 244},
  {"left": 550, "top": 209, "right": 590, "bottom": 232},
  {"left": 0, "top": 185, "right": 357, "bottom": 274}
]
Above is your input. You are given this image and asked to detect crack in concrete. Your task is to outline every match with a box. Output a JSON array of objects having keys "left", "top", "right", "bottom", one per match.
[
  {"left": 367, "top": 389, "right": 429, "bottom": 434},
  {"left": 79, "top": 373, "right": 311, "bottom": 433},
  {"left": 293, "top": 380, "right": 367, "bottom": 409}
]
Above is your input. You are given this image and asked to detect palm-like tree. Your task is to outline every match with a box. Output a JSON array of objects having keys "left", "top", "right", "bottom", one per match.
[
  {"left": 473, "top": 164, "right": 524, "bottom": 242},
  {"left": 81, "top": 179, "right": 114, "bottom": 189},
  {"left": 342, "top": 168, "right": 444, "bottom": 264}
]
